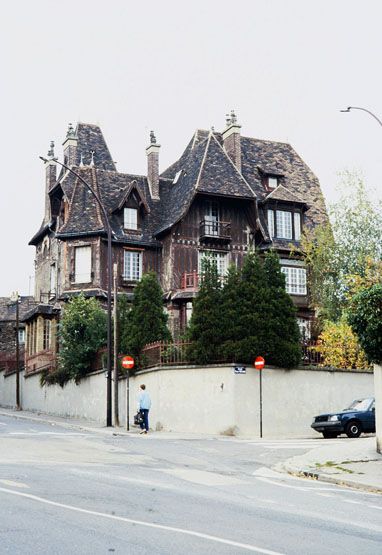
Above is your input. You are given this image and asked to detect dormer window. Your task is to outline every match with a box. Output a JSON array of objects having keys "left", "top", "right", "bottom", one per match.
[
  {"left": 267, "top": 208, "right": 302, "bottom": 241},
  {"left": 124, "top": 207, "right": 138, "bottom": 230},
  {"left": 268, "top": 176, "right": 278, "bottom": 189}
]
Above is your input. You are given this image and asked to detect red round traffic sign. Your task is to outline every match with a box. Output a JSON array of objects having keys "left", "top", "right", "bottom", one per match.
[
  {"left": 254, "top": 356, "right": 265, "bottom": 370},
  {"left": 122, "top": 355, "right": 135, "bottom": 370}
]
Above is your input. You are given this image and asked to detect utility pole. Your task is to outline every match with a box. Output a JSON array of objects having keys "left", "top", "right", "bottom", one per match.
[
  {"left": 113, "top": 263, "right": 119, "bottom": 427},
  {"left": 10, "top": 291, "right": 21, "bottom": 410}
]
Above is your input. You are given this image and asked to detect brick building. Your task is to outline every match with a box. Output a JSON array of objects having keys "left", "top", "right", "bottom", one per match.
[{"left": 25, "top": 112, "right": 327, "bottom": 373}]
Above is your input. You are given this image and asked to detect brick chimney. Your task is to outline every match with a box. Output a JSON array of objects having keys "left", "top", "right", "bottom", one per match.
[
  {"left": 44, "top": 141, "right": 57, "bottom": 224},
  {"left": 62, "top": 123, "right": 78, "bottom": 166},
  {"left": 222, "top": 110, "right": 241, "bottom": 172},
  {"left": 146, "top": 130, "right": 160, "bottom": 200}
]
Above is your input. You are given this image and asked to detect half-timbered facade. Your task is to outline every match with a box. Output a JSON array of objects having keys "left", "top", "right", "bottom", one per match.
[{"left": 25, "top": 113, "right": 327, "bottom": 373}]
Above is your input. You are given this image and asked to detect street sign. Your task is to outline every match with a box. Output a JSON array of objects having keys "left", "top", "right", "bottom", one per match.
[
  {"left": 234, "top": 366, "right": 246, "bottom": 374},
  {"left": 122, "top": 356, "right": 135, "bottom": 370},
  {"left": 254, "top": 356, "right": 265, "bottom": 370}
]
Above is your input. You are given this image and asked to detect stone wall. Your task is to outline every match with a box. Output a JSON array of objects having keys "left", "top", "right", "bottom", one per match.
[{"left": 0, "top": 364, "right": 374, "bottom": 438}]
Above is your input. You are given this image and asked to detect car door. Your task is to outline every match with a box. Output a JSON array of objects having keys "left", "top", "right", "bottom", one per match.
[{"left": 362, "top": 400, "right": 375, "bottom": 433}]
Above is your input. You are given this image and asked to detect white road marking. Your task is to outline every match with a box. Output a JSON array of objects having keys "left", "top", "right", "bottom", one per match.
[
  {"left": 367, "top": 504, "right": 382, "bottom": 510},
  {"left": 159, "top": 467, "right": 245, "bottom": 486},
  {"left": 0, "top": 486, "right": 283, "bottom": 555},
  {"left": 0, "top": 479, "right": 29, "bottom": 489},
  {"left": 342, "top": 499, "right": 362, "bottom": 505},
  {"left": 8, "top": 432, "right": 90, "bottom": 436}
]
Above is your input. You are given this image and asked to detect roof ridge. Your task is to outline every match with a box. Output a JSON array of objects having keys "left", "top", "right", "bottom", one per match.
[
  {"left": 194, "top": 132, "right": 212, "bottom": 190},
  {"left": 91, "top": 168, "right": 105, "bottom": 229},
  {"left": 209, "top": 133, "right": 256, "bottom": 197}
]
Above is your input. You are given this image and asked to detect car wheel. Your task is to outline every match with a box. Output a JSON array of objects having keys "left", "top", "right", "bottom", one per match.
[
  {"left": 322, "top": 432, "right": 338, "bottom": 439},
  {"left": 345, "top": 420, "right": 362, "bottom": 438}
]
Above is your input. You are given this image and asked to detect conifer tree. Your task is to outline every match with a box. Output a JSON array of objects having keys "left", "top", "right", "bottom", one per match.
[
  {"left": 220, "top": 264, "right": 241, "bottom": 361},
  {"left": 188, "top": 258, "right": 223, "bottom": 364},
  {"left": 234, "top": 250, "right": 269, "bottom": 363},
  {"left": 263, "top": 250, "right": 301, "bottom": 368},
  {"left": 120, "top": 272, "right": 171, "bottom": 363}
]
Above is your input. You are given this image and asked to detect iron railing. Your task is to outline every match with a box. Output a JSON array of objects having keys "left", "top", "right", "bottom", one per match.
[{"left": 199, "top": 220, "right": 231, "bottom": 241}]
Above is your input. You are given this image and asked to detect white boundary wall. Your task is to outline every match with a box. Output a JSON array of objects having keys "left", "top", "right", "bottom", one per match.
[{"left": 0, "top": 365, "right": 374, "bottom": 438}]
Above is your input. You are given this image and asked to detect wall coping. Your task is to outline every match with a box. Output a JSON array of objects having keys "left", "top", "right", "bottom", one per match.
[{"left": 134, "top": 363, "right": 373, "bottom": 375}]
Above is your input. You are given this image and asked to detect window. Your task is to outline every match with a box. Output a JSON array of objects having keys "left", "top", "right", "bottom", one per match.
[
  {"left": 297, "top": 318, "right": 311, "bottom": 340},
  {"left": 173, "top": 170, "right": 182, "bottom": 184},
  {"left": 267, "top": 209, "right": 302, "bottom": 241},
  {"left": 198, "top": 250, "right": 228, "bottom": 276},
  {"left": 50, "top": 263, "right": 56, "bottom": 296},
  {"left": 124, "top": 208, "right": 138, "bottom": 230},
  {"left": 267, "top": 210, "right": 274, "bottom": 239},
  {"left": 74, "top": 246, "right": 92, "bottom": 283},
  {"left": 186, "top": 302, "right": 193, "bottom": 325},
  {"left": 281, "top": 266, "right": 307, "bottom": 295},
  {"left": 294, "top": 212, "right": 301, "bottom": 240},
  {"left": 268, "top": 176, "right": 278, "bottom": 189},
  {"left": 204, "top": 201, "right": 220, "bottom": 236},
  {"left": 276, "top": 210, "right": 292, "bottom": 239},
  {"left": 18, "top": 329, "right": 25, "bottom": 344},
  {"left": 123, "top": 250, "right": 142, "bottom": 281},
  {"left": 43, "top": 319, "right": 51, "bottom": 351}
]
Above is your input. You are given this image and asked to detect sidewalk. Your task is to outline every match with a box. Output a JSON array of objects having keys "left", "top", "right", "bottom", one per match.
[{"left": 274, "top": 436, "right": 382, "bottom": 494}]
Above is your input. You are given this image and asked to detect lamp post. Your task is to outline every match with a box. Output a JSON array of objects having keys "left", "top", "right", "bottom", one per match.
[
  {"left": 340, "top": 106, "right": 382, "bottom": 127},
  {"left": 10, "top": 291, "right": 21, "bottom": 410},
  {"left": 39, "top": 156, "right": 113, "bottom": 427}
]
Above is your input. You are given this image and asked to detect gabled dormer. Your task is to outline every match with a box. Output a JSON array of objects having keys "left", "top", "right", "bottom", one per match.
[
  {"left": 262, "top": 185, "right": 308, "bottom": 242},
  {"left": 112, "top": 180, "right": 150, "bottom": 233}
]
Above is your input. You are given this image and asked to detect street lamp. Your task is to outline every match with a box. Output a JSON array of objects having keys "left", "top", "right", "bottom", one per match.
[
  {"left": 39, "top": 156, "right": 113, "bottom": 427},
  {"left": 340, "top": 106, "right": 382, "bottom": 127},
  {"left": 10, "top": 291, "right": 21, "bottom": 410}
]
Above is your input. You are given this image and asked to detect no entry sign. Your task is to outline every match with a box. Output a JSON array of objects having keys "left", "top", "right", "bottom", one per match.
[
  {"left": 254, "top": 356, "right": 265, "bottom": 370},
  {"left": 122, "top": 356, "right": 135, "bottom": 370}
]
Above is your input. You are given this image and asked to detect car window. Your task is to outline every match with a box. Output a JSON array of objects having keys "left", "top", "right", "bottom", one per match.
[{"left": 347, "top": 398, "right": 373, "bottom": 411}]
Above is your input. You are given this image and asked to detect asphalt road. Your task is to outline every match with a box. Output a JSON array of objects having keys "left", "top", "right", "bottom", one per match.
[{"left": 0, "top": 415, "right": 381, "bottom": 554}]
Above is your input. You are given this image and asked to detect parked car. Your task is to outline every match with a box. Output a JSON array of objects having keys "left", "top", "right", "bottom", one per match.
[{"left": 311, "top": 397, "right": 375, "bottom": 438}]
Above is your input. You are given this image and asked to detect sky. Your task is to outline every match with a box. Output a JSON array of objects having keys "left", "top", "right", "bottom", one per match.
[{"left": 1, "top": 0, "right": 381, "bottom": 296}]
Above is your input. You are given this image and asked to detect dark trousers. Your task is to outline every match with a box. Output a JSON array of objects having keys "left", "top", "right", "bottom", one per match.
[{"left": 140, "top": 409, "right": 149, "bottom": 431}]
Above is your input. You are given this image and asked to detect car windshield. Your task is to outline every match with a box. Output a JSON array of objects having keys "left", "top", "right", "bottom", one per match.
[{"left": 346, "top": 398, "right": 373, "bottom": 411}]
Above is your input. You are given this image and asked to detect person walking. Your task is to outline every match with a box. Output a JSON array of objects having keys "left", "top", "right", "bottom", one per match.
[{"left": 138, "top": 384, "right": 151, "bottom": 434}]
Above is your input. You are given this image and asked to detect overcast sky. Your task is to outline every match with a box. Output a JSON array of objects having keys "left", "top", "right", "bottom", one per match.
[{"left": 1, "top": 0, "right": 381, "bottom": 296}]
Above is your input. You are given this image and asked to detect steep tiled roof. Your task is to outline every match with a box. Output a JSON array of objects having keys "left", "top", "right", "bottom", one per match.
[
  {"left": 264, "top": 184, "right": 306, "bottom": 205},
  {"left": 31, "top": 122, "right": 327, "bottom": 249},
  {"left": 0, "top": 297, "right": 35, "bottom": 322}
]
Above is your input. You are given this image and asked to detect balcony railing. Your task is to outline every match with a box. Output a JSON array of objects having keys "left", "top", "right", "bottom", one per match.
[
  {"left": 199, "top": 220, "right": 231, "bottom": 241},
  {"left": 181, "top": 271, "right": 199, "bottom": 290}
]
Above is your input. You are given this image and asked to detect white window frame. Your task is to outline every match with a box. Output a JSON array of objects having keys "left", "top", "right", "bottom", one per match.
[
  {"left": 294, "top": 212, "right": 301, "bottom": 240},
  {"left": 198, "top": 250, "right": 228, "bottom": 277},
  {"left": 281, "top": 266, "right": 307, "bottom": 295},
  {"left": 268, "top": 176, "right": 278, "bottom": 189},
  {"left": 276, "top": 210, "right": 293, "bottom": 239},
  {"left": 18, "top": 329, "right": 25, "bottom": 344},
  {"left": 50, "top": 263, "right": 56, "bottom": 296},
  {"left": 123, "top": 250, "right": 142, "bottom": 281},
  {"left": 74, "top": 245, "right": 92, "bottom": 284},
  {"left": 267, "top": 209, "right": 274, "bottom": 239},
  {"left": 124, "top": 207, "right": 138, "bottom": 230}
]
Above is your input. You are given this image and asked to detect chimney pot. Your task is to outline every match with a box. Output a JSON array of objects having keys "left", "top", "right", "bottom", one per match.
[{"left": 146, "top": 131, "right": 161, "bottom": 200}]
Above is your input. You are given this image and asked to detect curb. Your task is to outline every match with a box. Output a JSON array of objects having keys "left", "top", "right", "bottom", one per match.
[
  {"left": 283, "top": 467, "right": 382, "bottom": 495},
  {"left": 0, "top": 409, "right": 136, "bottom": 437}
]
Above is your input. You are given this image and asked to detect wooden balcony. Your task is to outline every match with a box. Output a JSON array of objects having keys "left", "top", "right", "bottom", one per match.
[
  {"left": 180, "top": 271, "right": 199, "bottom": 291},
  {"left": 199, "top": 220, "right": 231, "bottom": 242}
]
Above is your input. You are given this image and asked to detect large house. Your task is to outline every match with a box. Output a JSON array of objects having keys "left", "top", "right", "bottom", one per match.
[
  {"left": 0, "top": 296, "right": 33, "bottom": 373},
  {"left": 25, "top": 112, "right": 327, "bottom": 373}
]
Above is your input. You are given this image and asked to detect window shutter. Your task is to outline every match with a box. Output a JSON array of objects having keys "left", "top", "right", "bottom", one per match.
[{"left": 74, "top": 246, "right": 92, "bottom": 283}]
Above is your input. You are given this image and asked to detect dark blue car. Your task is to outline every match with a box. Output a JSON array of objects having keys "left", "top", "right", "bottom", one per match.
[{"left": 311, "top": 397, "right": 375, "bottom": 438}]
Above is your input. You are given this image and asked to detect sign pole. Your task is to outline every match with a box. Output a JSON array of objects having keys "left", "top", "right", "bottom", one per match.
[
  {"left": 126, "top": 370, "right": 130, "bottom": 431},
  {"left": 121, "top": 356, "right": 135, "bottom": 431},
  {"left": 259, "top": 367, "right": 263, "bottom": 438},
  {"left": 254, "top": 356, "right": 265, "bottom": 439}
]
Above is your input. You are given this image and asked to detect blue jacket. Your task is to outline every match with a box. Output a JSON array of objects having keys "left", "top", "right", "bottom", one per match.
[{"left": 138, "top": 391, "right": 152, "bottom": 410}]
